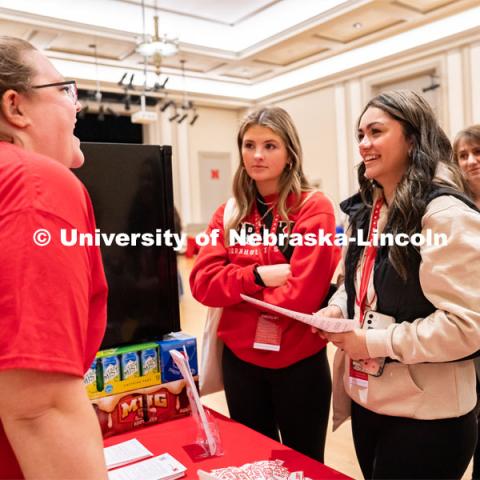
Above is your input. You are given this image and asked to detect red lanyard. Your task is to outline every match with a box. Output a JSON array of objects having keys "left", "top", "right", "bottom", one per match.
[
  {"left": 355, "top": 198, "right": 383, "bottom": 326},
  {"left": 253, "top": 207, "right": 280, "bottom": 235}
]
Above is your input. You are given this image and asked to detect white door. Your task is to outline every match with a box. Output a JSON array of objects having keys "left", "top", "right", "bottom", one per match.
[{"left": 198, "top": 152, "right": 232, "bottom": 223}]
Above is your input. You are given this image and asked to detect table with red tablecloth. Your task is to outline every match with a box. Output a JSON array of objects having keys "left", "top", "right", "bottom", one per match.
[{"left": 104, "top": 409, "right": 351, "bottom": 479}]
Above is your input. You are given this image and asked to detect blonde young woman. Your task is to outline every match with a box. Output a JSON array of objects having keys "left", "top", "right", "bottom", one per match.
[
  {"left": 190, "top": 107, "right": 339, "bottom": 461},
  {"left": 0, "top": 36, "right": 107, "bottom": 479},
  {"left": 317, "top": 91, "right": 480, "bottom": 479}
]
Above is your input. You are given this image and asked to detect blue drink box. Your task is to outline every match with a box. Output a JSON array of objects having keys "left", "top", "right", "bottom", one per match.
[{"left": 158, "top": 332, "right": 198, "bottom": 382}]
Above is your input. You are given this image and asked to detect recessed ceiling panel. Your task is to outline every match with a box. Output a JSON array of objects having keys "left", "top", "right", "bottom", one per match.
[
  {"left": 394, "top": 0, "right": 456, "bottom": 13},
  {"left": 118, "top": 0, "right": 278, "bottom": 25},
  {"left": 216, "top": 61, "right": 273, "bottom": 79},
  {"left": 313, "top": 1, "right": 409, "bottom": 43},
  {"left": 48, "top": 32, "right": 136, "bottom": 60},
  {"left": 254, "top": 35, "right": 332, "bottom": 66}
]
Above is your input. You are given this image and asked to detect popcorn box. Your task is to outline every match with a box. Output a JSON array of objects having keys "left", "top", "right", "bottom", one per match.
[
  {"left": 85, "top": 342, "right": 161, "bottom": 400},
  {"left": 92, "top": 378, "right": 195, "bottom": 438},
  {"left": 157, "top": 332, "right": 198, "bottom": 383}
]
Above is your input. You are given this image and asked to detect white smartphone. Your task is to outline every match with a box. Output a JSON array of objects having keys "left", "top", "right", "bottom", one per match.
[
  {"left": 352, "top": 310, "right": 395, "bottom": 377},
  {"left": 363, "top": 310, "right": 395, "bottom": 330}
]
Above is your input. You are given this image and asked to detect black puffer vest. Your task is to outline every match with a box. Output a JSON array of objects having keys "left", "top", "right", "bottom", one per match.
[{"left": 341, "top": 186, "right": 478, "bottom": 325}]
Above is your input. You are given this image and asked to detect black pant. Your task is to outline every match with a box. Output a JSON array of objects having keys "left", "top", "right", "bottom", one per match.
[
  {"left": 471, "top": 378, "right": 480, "bottom": 480},
  {"left": 222, "top": 346, "right": 331, "bottom": 462},
  {"left": 351, "top": 401, "right": 477, "bottom": 480}
]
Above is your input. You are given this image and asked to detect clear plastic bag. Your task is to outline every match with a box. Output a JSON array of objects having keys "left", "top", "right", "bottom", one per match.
[{"left": 170, "top": 348, "right": 223, "bottom": 457}]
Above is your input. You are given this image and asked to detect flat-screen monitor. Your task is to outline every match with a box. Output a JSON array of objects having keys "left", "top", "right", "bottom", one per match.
[{"left": 76, "top": 142, "right": 180, "bottom": 349}]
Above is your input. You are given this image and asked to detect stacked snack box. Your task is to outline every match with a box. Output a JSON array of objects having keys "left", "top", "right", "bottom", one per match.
[
  {"left": 84, "top": 334, "right": 198, "bottom": 437},
  {"left": 157, "top": 332, "right": 198, "bottom": 382},
  {"left": 84, "top": 342, "right": 161, "bottom": 400}
]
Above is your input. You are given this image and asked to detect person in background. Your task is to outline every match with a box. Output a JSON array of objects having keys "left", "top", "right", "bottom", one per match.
[
  {"left": 454, "top": 125, "right": 480, "bottom": 209},
  {"left": 317, "top": 90, "right": 480, "bottom": 479},
  {"left": 453, "top": 125, "right": 480, "bottom": 480},
  {"left": 0, "top": 36, "right": 108, "bottom": 479},
  {"left": 190, "top": 107, "right": 339, "bottom": 462}
]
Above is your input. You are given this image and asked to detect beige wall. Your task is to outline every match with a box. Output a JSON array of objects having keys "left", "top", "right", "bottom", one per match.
[
  {"left": 185, "top": 106, "right": 240, "bottom": 224},
  {"left": 275, "top": 87, "right": 340, "bottom": 206}
]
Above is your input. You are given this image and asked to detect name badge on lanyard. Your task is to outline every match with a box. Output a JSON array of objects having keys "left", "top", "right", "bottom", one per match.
[{"left": 253, "top": 313, "right": 282, "bottom": 352}]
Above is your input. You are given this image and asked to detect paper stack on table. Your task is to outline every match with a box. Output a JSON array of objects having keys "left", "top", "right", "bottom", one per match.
[
  {"left": 107, "top": 453, "right": 186, "bottom": 480},
  {"left": 104, "top": 438, "right": 153, "bottom": 469},
  {"left": 240, "top": 294, "right": 357, "bottom": 332}
]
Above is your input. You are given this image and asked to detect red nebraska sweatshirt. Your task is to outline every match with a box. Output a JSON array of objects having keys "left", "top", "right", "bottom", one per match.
[{"left": 190, "top": 191, "right": 340, "bottom": 368}]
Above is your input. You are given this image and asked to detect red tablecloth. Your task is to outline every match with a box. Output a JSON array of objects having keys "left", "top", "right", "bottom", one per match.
[{"left": 104, "top": 410, "right": 351, "bottom": 479}]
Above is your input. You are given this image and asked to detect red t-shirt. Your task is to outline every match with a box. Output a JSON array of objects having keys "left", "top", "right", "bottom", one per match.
[
  {"left": 0, "top": 142, "right": 107, "bottom": 479},
  {"left": 190, "top": 191, "right": 340, "bottom": 368}
]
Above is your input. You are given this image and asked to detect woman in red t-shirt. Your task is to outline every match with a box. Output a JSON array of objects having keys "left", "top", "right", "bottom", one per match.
[
  {"left": 190, "top": 107, "right": 339, "bottom": 462},
  {"left": 0, "top": 37, "right": 107, "bottom": 479}
]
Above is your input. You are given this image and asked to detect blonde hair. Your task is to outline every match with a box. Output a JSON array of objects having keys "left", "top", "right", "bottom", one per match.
[{"left": 227, "top": 107, "right": 311, "bottom": 233}]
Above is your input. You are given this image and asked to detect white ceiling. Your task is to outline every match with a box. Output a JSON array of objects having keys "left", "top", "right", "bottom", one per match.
[
  {"left": 118, "top": 0, "right": 280, "bottom": 26},
  {"left": 0, "top": 0, "right": 479, "bottom": 103}
]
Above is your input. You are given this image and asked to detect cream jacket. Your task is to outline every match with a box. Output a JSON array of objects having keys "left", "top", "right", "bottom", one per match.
[{"left": 330, "top": 191, "right": 480, "bottom": 431}]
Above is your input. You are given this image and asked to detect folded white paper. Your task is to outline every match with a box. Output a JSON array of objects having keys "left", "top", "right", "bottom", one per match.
[
  {"left": 240, "top": 294, "right": 357, "bottom": 332},
  {"left": 107, "top": 453, "right": 186, "bottom": 480},
  {"left": 104, "top": 438, "right": 153, "bottom": 470}
]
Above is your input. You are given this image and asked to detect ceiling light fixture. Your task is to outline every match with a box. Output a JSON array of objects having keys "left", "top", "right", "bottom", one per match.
[{"left": 136, "top": 0, "right": 178, "bottom": 58}]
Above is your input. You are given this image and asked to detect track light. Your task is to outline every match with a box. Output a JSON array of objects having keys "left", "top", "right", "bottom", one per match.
[
  {"left": 128, "top": 73, "right": 135, "bottom": 89},
  {"left": 422, "top": 74, "right": 440, "bottom": 93},
  {"left": 190, "top": 112, "right": 199, "bottom": 126},
  {"left": 160, "top": 100, "right": 175, "bottom": 112},
  {"left": 118, "top": 72, "right": 127, "bottom": 86},
  {"left": 177, "top": 112, "right": 188, "bottom": 124},
  {"left": 153, "top": 77, "right": 169, "bottom": 90},
  {"left": 169, "top": 111, "right": 179, "bottom": 122}
]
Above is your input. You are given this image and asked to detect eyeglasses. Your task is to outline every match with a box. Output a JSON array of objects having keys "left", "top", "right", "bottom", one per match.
[{"left": 31, "top": 80, "right": 78, "bottom": 104}]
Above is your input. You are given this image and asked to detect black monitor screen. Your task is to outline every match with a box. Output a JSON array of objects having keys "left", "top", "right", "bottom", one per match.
[{"left": 76, "top": 142, "right": 180, "bottom": 349}]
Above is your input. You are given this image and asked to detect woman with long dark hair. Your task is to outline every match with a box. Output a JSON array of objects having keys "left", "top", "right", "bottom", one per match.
[{"left": 318, "top": 90, "right": 480, "bottom": 479}]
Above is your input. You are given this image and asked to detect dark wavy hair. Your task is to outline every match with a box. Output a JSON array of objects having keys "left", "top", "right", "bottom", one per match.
[{"left": 356, "top": 90, "right": 465, "bottom": 280}]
